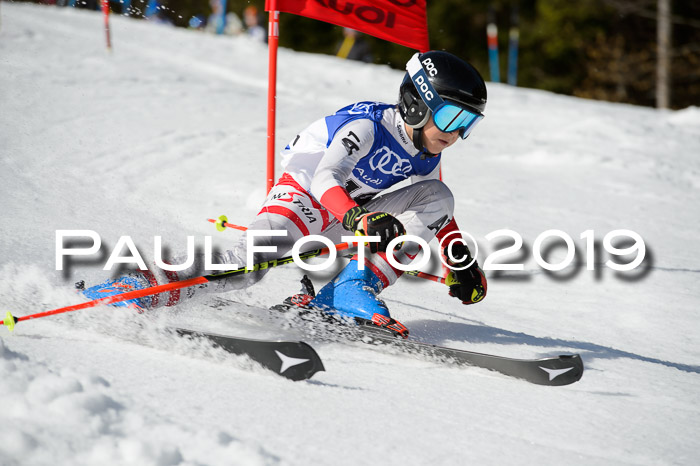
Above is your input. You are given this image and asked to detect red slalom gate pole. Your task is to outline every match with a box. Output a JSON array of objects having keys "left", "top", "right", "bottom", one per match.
[
  {"left": 102, "top": 0, "right": 112, "bottom": 50},
  {"left": 207, "top": 215, "right": 447, "bottom": 285},
  {"left": 266, "top": 3, "right": 280, "bottom": 193}
]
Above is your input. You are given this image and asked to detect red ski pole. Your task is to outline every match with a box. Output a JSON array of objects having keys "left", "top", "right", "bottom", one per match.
[
  {"left": 2, "top": 276, "right": 206, "bottom": 331},
  {"left": 2, "top": 241, "right": 353, "bottom": 332},
  {"left": 207, "top": 215, "right": 247, "bottom": 232}
]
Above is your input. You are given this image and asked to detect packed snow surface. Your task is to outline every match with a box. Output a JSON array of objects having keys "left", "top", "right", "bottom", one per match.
[{"left": 1, "top": 4, "right": 699, "bottom": 465}]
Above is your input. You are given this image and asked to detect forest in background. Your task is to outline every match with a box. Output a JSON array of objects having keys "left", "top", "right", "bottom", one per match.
[{"left": 15, "top": 0, "right": 700, "bottom": 109}]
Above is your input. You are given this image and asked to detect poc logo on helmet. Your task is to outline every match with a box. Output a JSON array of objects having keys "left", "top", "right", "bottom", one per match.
[
  {"left": 422, "top": 57, "right": 438, "bottom": 77},
  {"left": 414, "top": 75, "right": 434, "bottom": 102}
]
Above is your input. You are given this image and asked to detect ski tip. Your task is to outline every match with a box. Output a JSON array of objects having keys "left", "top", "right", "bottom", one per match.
[
  {"left": 215, "top": 215, "right": 228, "bottom": 232},
  {"left": 274, "top": 346, "right": 325, "bottom": 382},
  {"left": 3, "top": 311, "right": 17, "bottom": 332},
  {"left": 294, "top": 341, "right": 326, "bottom": 380},
  {"left": 538, "top": 354, "right": 584, "bottom": 386}
]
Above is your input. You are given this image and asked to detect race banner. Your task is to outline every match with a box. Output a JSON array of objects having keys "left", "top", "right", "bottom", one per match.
[{"left": 265, "top": 0, "right": 429, "bottom": 51}]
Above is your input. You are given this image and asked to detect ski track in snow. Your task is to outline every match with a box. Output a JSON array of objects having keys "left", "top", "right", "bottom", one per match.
[{"left": 1, "top": 4, "right": 699, "bottom": 465}]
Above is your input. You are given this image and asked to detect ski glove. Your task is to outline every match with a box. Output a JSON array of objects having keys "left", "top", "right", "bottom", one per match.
[
  {"left": 342, "top": 206, "right": 406, "bottom": 254},
  {"left": 443, "top": 242, "right": 487, "bottom": 305}
]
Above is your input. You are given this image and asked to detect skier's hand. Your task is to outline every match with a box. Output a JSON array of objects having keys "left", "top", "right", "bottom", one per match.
[
  {"left": 343, "top": 207, "right": 406, "bottom": 254},
  {"left": 443, "top": 242, "right": 487, "bottom": 305}
]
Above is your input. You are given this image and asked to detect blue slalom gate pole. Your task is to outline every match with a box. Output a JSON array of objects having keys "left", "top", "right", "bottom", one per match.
[
  {"left": 507, "top": 6, "right": 519, "bottom": 86},
  {"left": 145, "top": 0, "right": 158, "bottom": 18},
  {"left": 487, "top": 6, "right": 500, "bottom": 82},
  {"left": 216, "top": 0, "right": 228, "bottom": 34}
]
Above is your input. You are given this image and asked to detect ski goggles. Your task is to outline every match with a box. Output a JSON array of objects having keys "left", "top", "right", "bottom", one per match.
[
  {"left": 432, "top": 102, "right": 483, "bottom": 138},
  {"left": 406, "top": 53, "right": 484, "bottom": 139}
]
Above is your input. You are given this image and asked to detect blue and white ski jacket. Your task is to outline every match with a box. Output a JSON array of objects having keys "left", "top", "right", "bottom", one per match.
[{"left": 280, "top": 101, "right": 442, "bottom": 221}]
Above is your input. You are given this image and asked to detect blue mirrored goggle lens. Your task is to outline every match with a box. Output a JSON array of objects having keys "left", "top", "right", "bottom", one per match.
[{"left": 433, "top": 104, "right": 483, "bottom": 139}]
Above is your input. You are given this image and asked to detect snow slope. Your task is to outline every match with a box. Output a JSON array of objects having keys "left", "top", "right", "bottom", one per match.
[{"left": 1, "top": 4, "right": 699, "bottom": 465}]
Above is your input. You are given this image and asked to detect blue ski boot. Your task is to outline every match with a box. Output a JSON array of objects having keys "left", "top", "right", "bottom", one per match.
[
  {"left": 309, "top": 260, "right": 409, "bottom": 338},
  {"left": 76, "top": 273, "right": 152, "bottom": 311}
]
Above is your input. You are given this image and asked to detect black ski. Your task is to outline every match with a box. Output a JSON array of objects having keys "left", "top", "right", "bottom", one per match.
[
  {"left": 352, "top": 325, "right": 583, "bottom": 386},
  {"left": 271, "top": 276, "right": 584, "bottom": 386},
  {"left": 206, "top": 294, "right": 584, "bottom": 385},
  {"left": 174, "top": 328, "right": 325, "bottom": 381}
]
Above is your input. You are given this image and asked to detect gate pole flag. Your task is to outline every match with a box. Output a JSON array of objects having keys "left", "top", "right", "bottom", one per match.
[{"left": 263, "top": 0, "right": 429, "bottom": 192}]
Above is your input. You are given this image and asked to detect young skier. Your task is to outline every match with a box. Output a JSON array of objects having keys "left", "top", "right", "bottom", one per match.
[{"left": 82, "top": 51, "right": 489, "bottom": 335}]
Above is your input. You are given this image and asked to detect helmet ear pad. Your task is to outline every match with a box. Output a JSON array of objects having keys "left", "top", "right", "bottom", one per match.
[{"left": 399, "top": 78, "right": 431, "bottom": 129}]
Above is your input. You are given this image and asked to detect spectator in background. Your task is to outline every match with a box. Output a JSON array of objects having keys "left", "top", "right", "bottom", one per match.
[
  {"left": 189, "top": 16, "right": 206, "bottom": 30},
  {"left": 243, "top": 5, "right": 267, "bottom": 43},
  {"left": 206, "top": 0, "right": 224, "bottom": 33},
  {"left": 223, "top": 13, "right": 244, "bottom": 35},
  {"left": 336, "top": 28, "right": 373, "bottom": 63},
  {"left": 204, "top": 0, "right": 243, "bottom": 35}
]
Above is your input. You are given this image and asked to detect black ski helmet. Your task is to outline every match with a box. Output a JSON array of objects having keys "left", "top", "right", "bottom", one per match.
[{"left": 398, "top": 51, "right": 487, "bottom": 131}]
